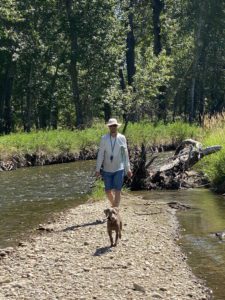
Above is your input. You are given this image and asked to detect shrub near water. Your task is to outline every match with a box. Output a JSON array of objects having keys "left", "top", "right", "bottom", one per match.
[
  {"left": 193, "top": 114, "right": 225, "bottom": 187},
  {"left": 196, "top": 128, "right": 225, "bottom": 187}
]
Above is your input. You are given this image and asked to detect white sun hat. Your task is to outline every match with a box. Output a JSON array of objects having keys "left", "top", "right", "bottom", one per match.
[{"left": 106, "top": 118, "right": 122, "bottom": 127}]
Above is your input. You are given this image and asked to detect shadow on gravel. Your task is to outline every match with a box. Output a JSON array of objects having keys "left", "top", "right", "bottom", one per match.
[
  {"left": 62, "top": 219, "right": 106, "bottom": 232},
  {"left": 93, "top": 246, "right": 112, "bottom": 256}
]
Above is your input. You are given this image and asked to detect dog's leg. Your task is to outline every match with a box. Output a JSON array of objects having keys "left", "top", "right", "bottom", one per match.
[
  {"left": 119, "top": 221, "right": 122, "bottom": 238},
  {"left": 114, "top": 231, "right": 119, "bottom": 247},
  {"left": 108, "top": 230, "right": 114, "bottom": 247}
]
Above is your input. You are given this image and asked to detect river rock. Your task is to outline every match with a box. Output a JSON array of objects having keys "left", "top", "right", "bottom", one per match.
[
  {"left": 36, "top": 224, "right": 54, "bottom": 232},
  {"left": 0, "top": 194, "right": 211, "bottom": 300},
  {"left": 152, "top": 292, "right": 163, "bottom": 298},
  {"left": 133, "top": 283, "right": 146, "bottom": 293}
]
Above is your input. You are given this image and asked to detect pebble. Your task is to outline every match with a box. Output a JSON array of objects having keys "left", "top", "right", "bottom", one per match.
[
  {"left": 0, "top": 195, "right": 210, "bottom": 300},
  {"left": 133, "top": 283, "right": 146, "bottom": 293},
  {"left": 0, "top": 277, "right": 11, "bottom": 284},
  {"left": 152, "top": 292, "right": 163, "bottom": 298}
]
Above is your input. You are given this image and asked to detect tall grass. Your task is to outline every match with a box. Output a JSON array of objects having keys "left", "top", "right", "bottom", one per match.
[
  {"left": 89, "top": 179, "right": 105, "bottom": 201},
  {"left": 195, "top": 117, "right": 225, "bottom": 186},
  {"left": 0, "top": 121, "right": 204, "bottom": 160},
  {"left": 0, "top": 127, "right": 106, "bottom": 160},
  {"left": 125, "top": 121, "right": 203, "bottom": 146},
  {"left": 202, "top": 112, "right": 225, "bottom": 130}
]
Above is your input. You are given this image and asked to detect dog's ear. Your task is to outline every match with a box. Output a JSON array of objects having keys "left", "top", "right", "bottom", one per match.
[{"left": 104, "top": 209, "right": 110, "bottom": 217}]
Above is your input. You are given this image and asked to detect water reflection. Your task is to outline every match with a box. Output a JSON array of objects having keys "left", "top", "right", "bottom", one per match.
[
  {"left": 176, "top": 189, "right": 225, "bottom": 300},
  {"left": 0, "top": 161, "right": 95, "bottom": 248},
  {"left": 135, "top": 189, "right": 225, "bottom": 300}
]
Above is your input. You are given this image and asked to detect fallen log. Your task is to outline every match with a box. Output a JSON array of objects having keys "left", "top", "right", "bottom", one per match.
[
  {"left": 174, "top": 139, "right": 202, "bottom": 155},
  {"left": 160, "top": 140, "right": 221, "bottom": 172},
  {"left": 127, "top": 140, "right": 222, "bottom": 190}
]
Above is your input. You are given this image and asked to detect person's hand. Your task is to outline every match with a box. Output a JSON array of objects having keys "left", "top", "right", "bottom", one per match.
[
  {"left": 126, "top": 170, "right": 132, "bottom": 179},
  {"left": 95, "top": 171, "right": 101, "bottom": 178}
]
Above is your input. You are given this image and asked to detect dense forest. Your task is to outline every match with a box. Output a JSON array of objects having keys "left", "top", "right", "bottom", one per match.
[{"left": 0, "top": 0, "right": 224, "bottom": 133}]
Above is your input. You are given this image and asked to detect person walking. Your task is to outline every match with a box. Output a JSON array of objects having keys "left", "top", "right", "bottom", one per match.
[{"left": 95, "top": 118, "right": 132, "bottom": 207}]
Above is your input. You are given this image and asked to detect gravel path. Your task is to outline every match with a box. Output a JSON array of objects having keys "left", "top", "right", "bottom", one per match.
[{"left": 0, "top": 194, "right": 211, "bottom": 300}]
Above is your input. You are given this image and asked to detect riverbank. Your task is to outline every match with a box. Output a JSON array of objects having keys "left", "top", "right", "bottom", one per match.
[
  {"left": 0, "top": 148, "right": 97, "bottom": 171},
  {"left": 1, "top": 121, "right": 224, "bottom": 193},
  {"left": 0, "top": 122, "right": 200, "bottom": 171},
  {"left": 0, "top": 193, "right": 211, "bottom": 299}
]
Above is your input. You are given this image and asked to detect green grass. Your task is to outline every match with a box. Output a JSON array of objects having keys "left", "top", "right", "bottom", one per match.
[
  {"left": 0, "top": 121, "right": 203, "bottom": 160},
  {"left": 0, "top": 127, "right": 105, "bottom": 160},
  {"left": 89, "top": 179, "right": 105, "bottom": 201},
  {"left": 125, "top": 121, "right": 203, "bottom": 146},
  {"left": 195, "top": 128, "right": 225, "bottom": 186}
]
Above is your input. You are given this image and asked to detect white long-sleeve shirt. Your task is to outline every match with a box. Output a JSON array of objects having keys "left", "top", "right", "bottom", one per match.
[{"left": 96, "top": 133, "right": 130, "bottom": 173}]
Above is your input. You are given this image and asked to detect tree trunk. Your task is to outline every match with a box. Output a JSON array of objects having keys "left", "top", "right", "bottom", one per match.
[
  {"left": 65, "top": 0, "right": 83, "bottom": 128},
  {"left": 121, "top": 0, "right": 136, "bottom": 133},
  {"left": 103, "top": 103, "right": 111, "bottom": 123},
  {"left": 122, "top": 117, "right": 129, "bottom": 135},
  {"left": 49, "top": 63, "right": 60, "bottom": 129},
  {"left": 126, "top": 0, "right": 135, "bottom": 87},
  {"left": 50, "top": 96, "right": 58, "bottom": 129},
  {"left": 198, "top": 42, "right": 207, "bottom": 125},
  {"left": 119, "top": 67, "right": 129, "bottom": 133},
  {"left": 24, "top": 63, "right": 32, "bottom": 132},
  {"left": 119, "top": 68, "right": 126, "bottom": 91},
  {"left": 152, "top": 0, "right": 166, "bottom": 121},
  {"left": 3, "top": 59, "right": 14, "bottom": 134},
  {"left": 189, "top": 77, "right": 196, "bottom": 123},
  {"left": 189, "top": 4, "right": 204, "bottom": 123},
  {"left": 0, "top": 70, "right": 6, "bottom": 134},
  {"left": 152, "top": 0, "right": 164, "bottom": 56},
  {"left": 157, "top": 86, "right": 167, "bottom": 122}
]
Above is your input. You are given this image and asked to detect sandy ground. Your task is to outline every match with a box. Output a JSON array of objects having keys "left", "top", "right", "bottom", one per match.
[{"left": 0, "top": 194, "right": 211, "bottom": 300}]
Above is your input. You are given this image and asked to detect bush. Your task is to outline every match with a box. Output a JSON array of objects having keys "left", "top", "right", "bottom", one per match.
[{"left": 195, "top": 128, "right": 225, "bottom": 186}]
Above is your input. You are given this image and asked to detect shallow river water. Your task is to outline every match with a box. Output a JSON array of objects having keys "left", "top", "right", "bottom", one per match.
[
  {"left": 0, "top": 160, "right": 96, "bottom": 248},
  {"left": 140, "top": 189, "right": 225, "bottom": 300},
  {"left": 1, "top": 162, "right": 225, "bottom": 299}
]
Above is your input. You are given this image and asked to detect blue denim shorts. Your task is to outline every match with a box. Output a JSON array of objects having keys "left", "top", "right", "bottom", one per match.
[{"left": 102, "top": 170, "right": 125, "bottom": 191}]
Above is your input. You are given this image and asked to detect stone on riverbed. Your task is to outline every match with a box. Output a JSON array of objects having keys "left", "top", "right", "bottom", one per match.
[
  {"left": 133, "top": 283, "right": 146, "bottom": 293},
  {"left": 167, "top": 201, "right": 191, "bottom": 210},
  {"left": 36, "top": 224, "right": 54, "bottom": 232},
  {"left": 0, "top": 194, "right": 211, "bottom": 299},
  {"left": 0, "top": 247, "right": 14, "bottom": 258}
]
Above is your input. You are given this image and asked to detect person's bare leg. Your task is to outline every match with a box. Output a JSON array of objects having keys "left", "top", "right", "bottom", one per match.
[
  {"left": 114, "top": 190, "right": 121, "bottom": 207},
  {"left": 106, "top": 190, "right": 115, "bottom": 207}
]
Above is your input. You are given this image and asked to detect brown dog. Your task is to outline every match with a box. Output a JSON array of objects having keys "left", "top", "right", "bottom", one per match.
[{"left": 104, "top": 207, "right": 122, "bottom": 247}]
